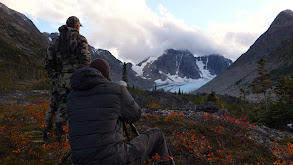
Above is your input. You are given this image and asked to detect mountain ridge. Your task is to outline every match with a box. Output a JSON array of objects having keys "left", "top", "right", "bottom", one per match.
[
  {"left": 196, "top": 9, "right": 293, "bottom": 97},
  {"left": 0, "top": 2, "right": 50, "bottom": 91}
]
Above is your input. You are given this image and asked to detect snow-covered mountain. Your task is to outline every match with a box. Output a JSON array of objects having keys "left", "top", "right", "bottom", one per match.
[{"left": 132, "top": 49, "right": 232, "bottom": 93}]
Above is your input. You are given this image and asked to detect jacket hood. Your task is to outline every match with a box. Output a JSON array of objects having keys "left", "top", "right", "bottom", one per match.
[{"left": 71, "top": 67, "right": 109, "bottom": 91}]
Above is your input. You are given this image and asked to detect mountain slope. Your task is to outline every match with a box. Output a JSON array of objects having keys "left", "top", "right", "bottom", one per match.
[
  {"left": 0, "top": 2, "right": 49, "bottom": 91},
  {"left": 0, "top": 2, "right": 49, "bottom": 60},
  {"left": 196, "top": 9, "right": 293, "bottom": 97}
]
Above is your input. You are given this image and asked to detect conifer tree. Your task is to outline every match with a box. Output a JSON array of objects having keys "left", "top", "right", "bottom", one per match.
[
  {"left": 264, "top": 74, "right": 293, "bottom": 129},
  {"left": 251, "top": 58, "right": 272, "bottom": 111},
  {"left": 178, "top": 88, "right": 181, "bottom": 95},
  {"left": 122, "top": 62, "right": 128, "bottom": 84},
  {"left": 239, "top": 88, "right": 249, "bottom": 103}
]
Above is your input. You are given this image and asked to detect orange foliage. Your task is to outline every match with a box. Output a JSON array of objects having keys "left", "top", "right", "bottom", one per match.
[
  {"left": 0, "top": 102, "right": 71, "bottom": 164},
  {"left": 148, "top": 99, "right": 162, "bottom": 109},
  {"left": 1, "top": 101, "right": 292, "bottom": 164}
]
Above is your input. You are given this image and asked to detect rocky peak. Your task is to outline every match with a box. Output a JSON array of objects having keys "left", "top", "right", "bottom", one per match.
[
  {"left": 49, "top": 33, "right": 59, "bottom": 40},
  {"left": 0, "top": 2, "right": 49, "bottom": 49},
  {"left": 196, "top": 54, "right": 232, "bottom": 75},
  {"left": 0, "top": 2, "right": 38, "bottom": 31},
  {"left": 151, "top": 49, "right": 201, "bottom": 79},
  {"left": 0, "top": 2, "right": 11, "bottom": 14},
  {"left": 162, "top": 49, "right": 194, "bottom": 58},
  {"left": 268, "top": 9, "right": 293, "bottom": 31}
]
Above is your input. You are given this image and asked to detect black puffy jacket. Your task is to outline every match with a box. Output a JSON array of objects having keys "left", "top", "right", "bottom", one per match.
[{"left": 67, "top": 67, "right": 141, "bottom": 164}]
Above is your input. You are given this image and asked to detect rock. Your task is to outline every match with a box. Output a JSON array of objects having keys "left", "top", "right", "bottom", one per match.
[
  {"left": 217, "top": 108, "right": 229, "bottom": 115},
  {"left": 49, "top": 32, "right": 59, "bottom": 40},
  {"left": 196, "top": 101, "right": 220, "bottom": 113},
  {"left": 250, "top": 125, "right": 293, "bottom": 146}
]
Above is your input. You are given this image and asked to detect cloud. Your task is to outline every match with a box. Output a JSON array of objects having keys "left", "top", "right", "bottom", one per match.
[
  {"left": 1, "top": 0, "right": 293, "bottom": 63},
  {"left": 207, "top": 0, "right": 293, "bottom": 60},
  {"left": 78, "top": 0, "right": 222, "bottom": 63}
]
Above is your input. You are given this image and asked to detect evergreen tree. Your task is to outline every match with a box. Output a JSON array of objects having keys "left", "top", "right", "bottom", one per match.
[
  {"left": 264, "top": 74, "right": 293, "bottom": 130},
  {"left": 239, "top": 88, "right": 249, "bottom": 103},
  {"left": 122, "top": 62, "right": 128, "bottom": 84},
  {"left": 178, "top": 88, "right": 181, "bottom": 95},
  {"left": 251, "top": 58, "right": 272, "bottom": 111}
]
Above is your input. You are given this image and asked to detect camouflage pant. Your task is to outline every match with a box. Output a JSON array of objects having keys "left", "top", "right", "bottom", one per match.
[
  {"left": 44, "top": 73, "right": 58, "bottom": 134},
  {"left": 44, "top": 72, "right": 72, "bottom": 140}
]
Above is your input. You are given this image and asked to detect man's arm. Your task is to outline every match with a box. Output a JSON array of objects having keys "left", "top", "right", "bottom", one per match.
[
  {"left": 120, "top": 86, "right": 141, "bottom": 124},
  {"left": 78, "top": 36, "right": 91, "bottom": 66}
]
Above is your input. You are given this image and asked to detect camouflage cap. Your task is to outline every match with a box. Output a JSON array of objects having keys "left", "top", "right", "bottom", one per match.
[{"left": 66, "top": 16, "right": 83, "bottom": 27}]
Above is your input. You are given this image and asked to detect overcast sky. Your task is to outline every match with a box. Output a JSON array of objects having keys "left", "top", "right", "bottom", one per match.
[{"left": 2, "top": 0, "right": 293, "bottom": 64}]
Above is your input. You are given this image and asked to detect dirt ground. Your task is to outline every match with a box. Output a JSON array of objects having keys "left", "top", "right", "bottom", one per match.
[{"left": 0, "top": 90, "right": 49, "bottom": 105}]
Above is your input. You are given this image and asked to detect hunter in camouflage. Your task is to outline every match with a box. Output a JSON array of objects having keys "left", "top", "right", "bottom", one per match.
[{"left": 44, "top": 16, "right": 91, "bottom": 141}]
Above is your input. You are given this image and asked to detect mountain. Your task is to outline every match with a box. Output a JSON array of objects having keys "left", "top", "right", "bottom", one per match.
[
  {"left": 0, "top": 2, "right": 49, "bottom": 91},
  {"left": 89, "top": 48, "right": 232, "bottom": 92},
  {"left": 132, "top": 49, "right": 232, "bottom": 92},
  {"left": 196, "top": 9, "right": 293, "bottom": 97}
]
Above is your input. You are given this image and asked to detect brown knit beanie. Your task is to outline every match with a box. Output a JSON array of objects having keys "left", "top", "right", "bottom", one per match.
[{"left": 90, "top": 58, "right": 110, "bottom": 80}]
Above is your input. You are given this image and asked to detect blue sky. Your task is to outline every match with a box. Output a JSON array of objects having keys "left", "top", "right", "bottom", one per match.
[
  {"left": 28, "top": 0, "right": 265, "bottom": 33},
  {"left": 2, "top": 0, "right": 293, "bottom": 63},
  {"left": 146, "top": 0, "right": 264, "bottom": 29}
]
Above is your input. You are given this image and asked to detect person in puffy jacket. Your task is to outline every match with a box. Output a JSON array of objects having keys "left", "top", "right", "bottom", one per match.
[{"left": 66, "top": 58, "right": 175, "bottom": 165}]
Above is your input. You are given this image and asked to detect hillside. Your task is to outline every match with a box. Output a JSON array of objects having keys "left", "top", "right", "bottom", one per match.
[
  {"left": 196, "top": 9, "right": 293, "bottom": 98},
  {"left": 0, "top": 2, "right": 49, "bottom": 92}
]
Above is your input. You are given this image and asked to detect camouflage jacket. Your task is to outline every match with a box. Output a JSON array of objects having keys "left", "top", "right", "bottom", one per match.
[{"left": 44, "top": 25, "right": 91, "bottom": 75}]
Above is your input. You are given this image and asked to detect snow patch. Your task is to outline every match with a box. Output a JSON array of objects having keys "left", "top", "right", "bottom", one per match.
[
  {"left": 175, "top": 54, "right": 183, "bottom": 75},
  {"left": 153, "top": 58, "right": 216, "bottom": 93},
  {"left": 154, "top": 74, "right": 212, "bottom": 93},
  {"left": 132, "top": 56, "right": 158, "bottom": 76},
  {"left": 196, "top": 59, "right": 216, "bottom": 80}
]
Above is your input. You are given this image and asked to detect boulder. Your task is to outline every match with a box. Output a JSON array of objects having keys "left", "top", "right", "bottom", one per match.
[{"left": 197, "top": 101, "right": 220, "bottom": 113}]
